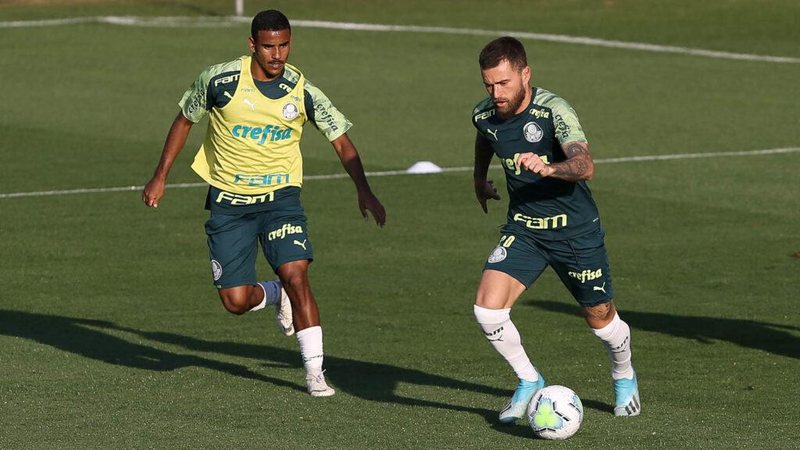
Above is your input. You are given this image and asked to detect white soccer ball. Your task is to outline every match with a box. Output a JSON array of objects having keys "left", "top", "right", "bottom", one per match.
[{"left": 526, "top": 385, "right": 584, "bottom": 440}]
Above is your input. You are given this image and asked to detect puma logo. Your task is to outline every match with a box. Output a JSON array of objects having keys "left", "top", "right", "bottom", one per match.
[
  {"left": 243, "top": 98, "right": 257, "bottom": 110},
  {"left": 593, "top": 282, "right": 607, "bottom": 294},
  {"left": 293, "top": 239, "right": 307, "bottom": 250},
  {"left": 484, "top": 326, "right": 504, "bottom": 342},
  {"left": 486, "top": 128, "right": 498, "bottom": 141}
]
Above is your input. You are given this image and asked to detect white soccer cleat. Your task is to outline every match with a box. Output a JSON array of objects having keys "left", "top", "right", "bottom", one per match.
[
  {"left": 499, "top": 376, "right": 546, "bottom": 424},
  {"left": 305, "top": 370, "right": 335, "bottom": 397},
  {"left": 275, "top": 281, "right": 294, "bottom": 336},
  {"left": 613, "top": 372, "right": 641, "bottom": 417}
]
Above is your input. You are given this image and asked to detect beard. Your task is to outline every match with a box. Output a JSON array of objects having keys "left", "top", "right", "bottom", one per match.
[{"left": 495, "top": 84, "right": 528, "bottom": 118}]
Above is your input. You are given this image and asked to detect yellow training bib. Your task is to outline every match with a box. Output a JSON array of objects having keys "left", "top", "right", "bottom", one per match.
[{"left": 191, "top": 57, "right": 307, "bottom": 194}]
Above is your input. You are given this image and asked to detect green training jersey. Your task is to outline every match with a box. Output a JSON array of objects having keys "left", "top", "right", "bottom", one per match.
[{"left": 472, "top": 87, "right": 601, "bottom": 240}]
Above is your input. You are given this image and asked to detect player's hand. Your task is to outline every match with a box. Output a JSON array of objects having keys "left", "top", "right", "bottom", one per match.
[
  {"left": 517, "top": 152, "right": 555, "bottom": 177},
  {"left": 142, "top": 177, "right": 166, "bottom": 208},
  {"left": 358, "top": 190, "right": 386, "bottom": 227},
  {"left": 475, "top": 179, "right": 501, "bottom": 213}
]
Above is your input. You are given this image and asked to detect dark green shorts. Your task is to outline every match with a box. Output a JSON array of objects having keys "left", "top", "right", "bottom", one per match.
[
  {"left": 483, "top": 223, "right": 614, "bottom": 307},
  {"left": 205, "top": 186, "right": 313, "bottom": 289}
]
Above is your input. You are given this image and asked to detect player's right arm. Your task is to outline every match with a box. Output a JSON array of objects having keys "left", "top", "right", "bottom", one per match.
[
  {"left": 473, "top": 131, "right": 501, "bottom": 213},
  {"left": 142, "top": 112, "right": 194, "bottom": 208},
  {"left": 143, "top": 62, "right": 224, "bottom": 208}
]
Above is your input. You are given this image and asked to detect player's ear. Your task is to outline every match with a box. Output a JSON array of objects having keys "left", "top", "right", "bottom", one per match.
[
  {"left": 522, "top": 66, "right": 531, "bottom": 84},
  {"left": 248, "top": 36, "right": 256, "bottom": 53}
]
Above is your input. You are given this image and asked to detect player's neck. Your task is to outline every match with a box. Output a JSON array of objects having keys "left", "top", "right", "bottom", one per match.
[{"left": 253, "top": 73, "right": 282, "bottom": 83}]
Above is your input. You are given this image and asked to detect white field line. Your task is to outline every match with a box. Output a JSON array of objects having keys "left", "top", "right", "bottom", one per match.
[
  {"left": 1, "top": 147, "right": 798, "bottom": 200},
  {"left": 1, "top": 16, "right": 799, "bottom": 64}
]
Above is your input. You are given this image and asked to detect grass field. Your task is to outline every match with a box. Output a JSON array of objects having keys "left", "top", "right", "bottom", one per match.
[{"left": 1, "top": 0, "right": 799, "bottom": 448}]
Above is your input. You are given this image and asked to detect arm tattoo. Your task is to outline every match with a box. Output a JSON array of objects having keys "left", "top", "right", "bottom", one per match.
[
  {"left": 550, "top": 142, "right": 593, "bottom": 180},
  {"left": 564, "top": 142, "right": 591, "bottom": 159}
]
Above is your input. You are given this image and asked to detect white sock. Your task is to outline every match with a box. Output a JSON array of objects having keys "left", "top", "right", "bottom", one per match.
[
  {"left": 249, "top": 281, "right": 281, "bottom": 312},
  {"left": 591, "top": 312, "right": 634, "bottom": 380},
  {"left": 474, "top": 305, "right": 540, "bottom": 382},
  {"left": 296, "top": 326, "right": 324, "bottom": 374}
]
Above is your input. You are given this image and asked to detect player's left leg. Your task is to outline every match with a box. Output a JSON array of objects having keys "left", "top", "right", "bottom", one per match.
[
  {"left": 277, "top": 260, "right": 334, "bottom": 397},
  {"left": 551, "top": 227, "right": 639, "bottom": 416},
  {"left": 583, "top": 301, "right": 639, "bottom": 416}
]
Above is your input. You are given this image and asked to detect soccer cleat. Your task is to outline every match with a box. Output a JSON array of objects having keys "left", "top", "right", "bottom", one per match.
[
  {"left": 613, "top": 372, "right": 641, "bottom": 416},
  {"left": 275, "top": 281, "right": 294, "bottom": 336},
  {"left": 306, "top": 370, "right": 335, "bottom": 397},
  {"left": 499, "top": 376, "right": 546, "bottom": 424}
]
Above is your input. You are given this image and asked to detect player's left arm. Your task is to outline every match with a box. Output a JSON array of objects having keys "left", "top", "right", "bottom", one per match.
[
  {"left": 517, "top": 95, "right": 594, "bottom": 181},
  {"left": 305, "top": 79, "right": 385, "bottom": 226},
  {"left": 330, "top": 134, "right": 386, "bottom": 227},
  {"left": 518, "top": 141, "right": 594, "bottom": 181}
]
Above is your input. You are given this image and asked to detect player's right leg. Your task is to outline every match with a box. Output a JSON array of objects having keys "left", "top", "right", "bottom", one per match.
[
  {"left": 205, "top": 211, "right": 283, "bottom": 315},
  {"left": 475, "top": 271, "right": 545, "bottom": 423},
  {"left": 272, "top": 280, "right": 295, "bottom": 336},
  {"left": 214, "top": 280, "right": 290, "bottom": 335},
  {"left": 475, "top": 231, "right": 549, "bottom": 423},
  {"left": 260, "top": 190, "right": 333, "bottom": 397}
]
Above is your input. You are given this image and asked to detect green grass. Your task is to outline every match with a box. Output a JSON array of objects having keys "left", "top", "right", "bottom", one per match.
[{"left": 1, "top": 1, "right": 799, "bottom": 448}]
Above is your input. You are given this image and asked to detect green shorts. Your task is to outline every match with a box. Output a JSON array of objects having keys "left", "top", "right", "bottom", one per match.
[
  {"left": 205, "top": 186, "right": 313, "bottom": 289},
  {"left": 483, "top": 223, "right": 614, "bottom": 307}
]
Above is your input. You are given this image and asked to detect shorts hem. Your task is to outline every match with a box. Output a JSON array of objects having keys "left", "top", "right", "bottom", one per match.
[
  {"left": 482, "top": 267, "right": 532, "bottom": 289},
  {"left": 576, "top": 296, "right": 614, "bottom": 308}
]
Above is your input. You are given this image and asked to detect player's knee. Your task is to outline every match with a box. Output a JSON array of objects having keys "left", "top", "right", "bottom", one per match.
[
  {"left": 280, "top": 272, "right": 305, "bottom": 291},
  {"left": 583, "top": 300, "right": 616, "bottom": 322},
  {"left": 474, "top": 288, "right": 510, "bottom": 310},
  {"left": 278, "top": 264, "right": 310, "bottom": 295},
  {"left": 219, "top": 290, "right": 249, "bottom": 315},
  {"left": 473, "top": 304, "right": 509, "bottom": 325}
]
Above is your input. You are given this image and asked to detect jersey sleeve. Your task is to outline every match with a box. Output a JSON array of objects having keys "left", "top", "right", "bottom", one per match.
[
  {"left": 549, "top": 96, "right": 587, "bottom": 145},
  {"left": 303, "top": 79, "right": 352, "bottom": 142},
  {"left": 178, "top": 67, "right": 214, "bottom": 123},
  {"left": 471, "top": 98, "right": 495, "bottom": 136}
]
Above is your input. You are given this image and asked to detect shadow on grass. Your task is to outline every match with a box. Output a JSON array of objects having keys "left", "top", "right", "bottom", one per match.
[
  {"left": 0, "top": 309, "right": 548, "bottom": 435},
  {"left": 527, "top": 300, "right": 800, "bottom": 359},
  {"left": 0, "top": 309, "right": 302, "bottom": 391}
]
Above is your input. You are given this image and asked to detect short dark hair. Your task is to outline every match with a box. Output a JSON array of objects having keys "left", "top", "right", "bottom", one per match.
[
  {"left": 251, "top": 10, "right": 291, "bottom": 38},
  {"left": 479, "top": 36, "right": 528, "bottom": 71}
]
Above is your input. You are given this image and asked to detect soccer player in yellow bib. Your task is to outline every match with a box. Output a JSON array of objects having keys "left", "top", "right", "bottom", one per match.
[{"left": 142, "top": 10, "right": 386, "bottom": 397}]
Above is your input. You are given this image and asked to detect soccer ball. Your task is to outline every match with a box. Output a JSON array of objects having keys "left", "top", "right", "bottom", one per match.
[{"left": 526, "top": 385, "right": 584, "bottom": 440}]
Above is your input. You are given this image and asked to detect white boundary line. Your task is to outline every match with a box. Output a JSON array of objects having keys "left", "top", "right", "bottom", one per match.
[
  {"left": 1, "top": 147, "right": 797, "bottom": 200},
  {"left": 293, "top": 20, "right": 800, "bottom": 65},
  {"left": 1, "top": 16, "right": 798, "bottom": 64}
]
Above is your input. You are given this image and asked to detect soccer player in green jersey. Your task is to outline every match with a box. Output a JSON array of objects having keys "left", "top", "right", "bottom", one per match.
[
  {"left": 142, "top": 10, "right": 386, "bottom": 397},
  {"left": 470, "top": 37, "right": 639, "bottom": 421}
]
